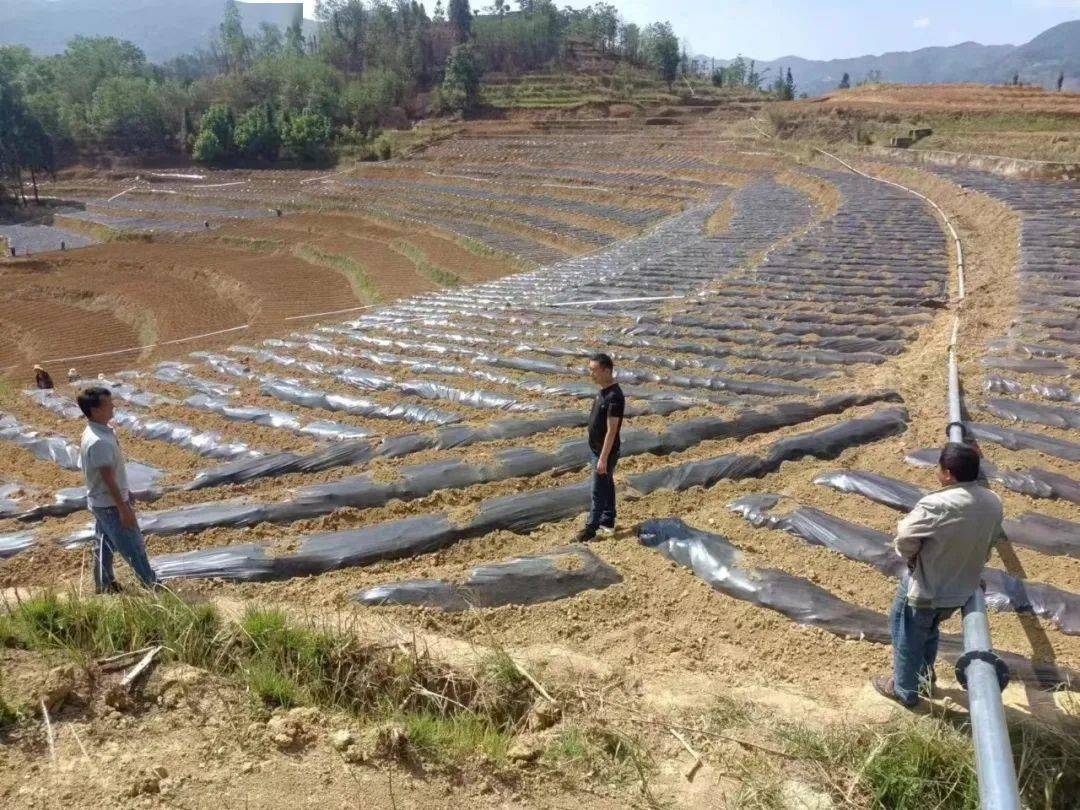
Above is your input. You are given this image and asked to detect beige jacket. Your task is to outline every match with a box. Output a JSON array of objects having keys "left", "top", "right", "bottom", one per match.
[{"left": 894, "top": 482, "right": 1007, "bottom": 609}]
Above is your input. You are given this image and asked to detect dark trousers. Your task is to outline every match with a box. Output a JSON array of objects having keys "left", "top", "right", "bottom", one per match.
[
  {"left": 586, "top": 451, "right": 618, "bottom": 530},
  {"left": 889, "top": 581, "right": 957, "bottom": 705}
]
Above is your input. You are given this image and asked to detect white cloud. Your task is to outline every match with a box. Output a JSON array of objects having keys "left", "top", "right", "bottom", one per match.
[{"left": 913, "top": 16, "right": 931, "bottom": 28}]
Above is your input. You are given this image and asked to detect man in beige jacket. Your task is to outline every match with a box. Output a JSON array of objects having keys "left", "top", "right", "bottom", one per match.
[{"left": 873, "top": 442, "right": 1007, "bottom": 707}]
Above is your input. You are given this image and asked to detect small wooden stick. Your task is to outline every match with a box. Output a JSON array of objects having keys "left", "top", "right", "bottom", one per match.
[
  {"left": 41, "top": 699, "right": 57, "bottom": 762},
  {"left": 512, "top": 659, "right": 555, "bottom": 704},
  {"left": 70, "top": 725, "right": 90, "bottom": 759},
  {"left": 670, "top": 729, "right": 704, "bottom": 781},
  {"left": 121, "top": 645, "right": 162, "bottom": 689}
]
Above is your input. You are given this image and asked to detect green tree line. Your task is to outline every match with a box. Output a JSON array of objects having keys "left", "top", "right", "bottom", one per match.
[{"left": 0, "top": 0, "right": 687, "bottom": 195}]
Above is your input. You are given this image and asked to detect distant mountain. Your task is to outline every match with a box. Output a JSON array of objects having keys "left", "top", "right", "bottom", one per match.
[
  {"left": 712, "top": 21, "right": 1080, "bottom": 96},
  {"left": 0, "top": 0, "right": 311, "bottom": 62}
]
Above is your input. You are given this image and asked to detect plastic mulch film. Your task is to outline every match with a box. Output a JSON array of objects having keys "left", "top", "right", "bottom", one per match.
[
  {"left": 813, "top": 470, "right": 924, "bottom": 512},
  {"left": 814, "top": 467, "right": 1080, "bottom": 559},
  {"left": 0, "top": 413, "right": 83, "bottom": 470},
  {"left": 112, "top": 410, "right": 256, "bottom": 461},
  {"left": 261, "top": 378, "right": 462, "bottom": 425},
  {"left": 354, "top": 545, "right": 622, "bottom": 610},
  {"left": 629, "top": 406, "right": 909, "bottom": 495},
  {"left": 904, "top": 447, "right": 1080, "bottom": 504},
  {"left": 966, "top": 421, "right": 1080, "bottom": 462},
  {"left": 638, "top": 518, "right": 1080, "bottom": 690},
  {"left": 154, "top": 362, "right": 238, "bottom": 397},
  {"left": 981, "top": 397, "right": 1080, "bottom": 430},
  {"left": 18, "top": 465, "right": 163, "bottom": 522},
  {"left": 146, "top": 480, "right": 597, "bottom": 581},
  {"left": 728, "top": 495, "right": 1080, "bottom": 635},
  {"left": 0, "top": 530, "right": 37, "bottom": 559},
  {"left": 729, "top": 494, "right": 908, "bottom": 577},
  {"left": 985, "top": 374, "right": 1078, "bottom": 404}
]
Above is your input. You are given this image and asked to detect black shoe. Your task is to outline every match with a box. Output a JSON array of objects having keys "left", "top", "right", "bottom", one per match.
[
  {"left": 98, "top": 582, "right": 123, "bottom": 595},
  {"left": 575, "top": 527, "right": 597, "bottom": 542}
]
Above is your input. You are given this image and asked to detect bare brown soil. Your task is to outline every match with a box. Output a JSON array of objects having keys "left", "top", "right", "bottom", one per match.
[
  {"left": 2, "top": 100, "right": 1078, "bottom": 808},
  {"left": 802, "top": 83, "right": 1080, "bottom": 116}
]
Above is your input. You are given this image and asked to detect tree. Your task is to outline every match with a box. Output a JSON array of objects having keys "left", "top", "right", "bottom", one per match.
[
  {"left": 318, "top": 0, "right": 366, "bottom": 74},
  {"left": 619, "top": 23, "right": 641, "bottom": 63},
  {"left": 439, "top": 43, "right": 480, "bottom": 114},
  {"left": 645, "top": 21, "right": 679, "bottom": 90},
  {"left": 1058, "top": 71, "right": 1065, "bottom": 92},
  {"left": 1012, "top": 72, "right": 1019, "bottom": 86},
  {"left": 433, "top": 0, "right": 446, "bottom": 22},
  {"left": 193, "top": 104, "right": 235, "bottom": 163},
  {"left": 234, "top": 104, "right": 280, "bottom": 161},
  {"left": 784, "top": 67, "right": 795, "bottom": 100},
  {"left": 286, "top": 19, "right": 306, "bottom": 55},
  {"left": 282, "top": 109, "right": 332, "bottom": 161},
  {"left": 89, "top": 76, "right": 167, "bottom": 152},
  {"left": 448, "top": 0, "right": 472, "bottom": 43},
  {"left": 220, "top": 0, "right": 249, "bottom": 72},
  {"left": 838, "top": 72, "right": 850, "bottom": 90}
]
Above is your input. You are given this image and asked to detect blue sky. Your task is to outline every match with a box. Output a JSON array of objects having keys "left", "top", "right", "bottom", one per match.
[{"left": 283, "top": 0, "right": 1080, "bottom": 60}]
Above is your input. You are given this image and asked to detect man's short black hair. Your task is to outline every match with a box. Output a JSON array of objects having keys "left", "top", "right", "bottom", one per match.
[
  {"left": 76, "top": 386, "right": 111, "bottom": 419},
  {"left": 939, "top": 442, "right": 980, "bottom": 483},
  {"left": 590, "top": 352, "right": 614, "bottom": 370}
]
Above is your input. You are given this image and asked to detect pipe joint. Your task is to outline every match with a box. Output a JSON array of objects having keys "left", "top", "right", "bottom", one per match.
[{"left": 955, "top": 649, "right": 1010, "bottom": 691}]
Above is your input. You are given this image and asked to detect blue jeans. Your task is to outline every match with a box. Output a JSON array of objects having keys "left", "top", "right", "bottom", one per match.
[
  {"left": 890, "top": 580, "right": 957, "bottom": 705},
  {"left": 91, "top": 506, "right": 158, "bottom": 592},
  {"left": 586, "top": 451, "right": 618, "bottom": 531}
]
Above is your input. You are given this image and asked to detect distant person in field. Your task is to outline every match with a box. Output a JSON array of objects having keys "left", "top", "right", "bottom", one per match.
[
  {"left": 33, "top": 365, "right": 54, "bottom": 390},
  {"left": 577, "top": 352, "right": 624, "bottom": 541},
  {"left": 872, "top": 442, "right": 1006, "bottom": 708},
  {"left": 77, "top": 386, "right": 159, "bottom": 593},
  {"left": 67, "top": 368, "right": 79, "bottom": 383}
]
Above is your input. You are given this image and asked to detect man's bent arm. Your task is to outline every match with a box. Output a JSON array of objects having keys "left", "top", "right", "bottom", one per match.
[{"left": 894, "top": 504, "right": 934, "bottom": 561}]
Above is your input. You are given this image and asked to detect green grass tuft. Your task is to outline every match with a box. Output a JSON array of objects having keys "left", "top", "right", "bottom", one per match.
[
  {"left": 402, "top": 710, "right": 512, "bottom": 763},
  {"left": 292, "top": 243, "right": 381, "bottom": 304},
  {"left": 390, "top": 238, "right": 463, "bottom": 287}
]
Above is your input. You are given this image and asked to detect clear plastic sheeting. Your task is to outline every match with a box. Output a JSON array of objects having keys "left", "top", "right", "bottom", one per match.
[
  {"left": 904, "top": 447, "right": 1080, "bottom": 504},
  {"left": 143, "top": 480, "right": 597, "bottom": 581},
  {"left": 354, "top": 545, "right": 621, "bottom": 610},
  {"left": 262, "top": 378, "right": 462, "bottom": 425},
  {"left": 966, "top": 421, "right": 1080, "bottom": 462},
  {"left": 984, "top": 375, "right": 1079, "bottom": 405},
  {"left": 0, "top": 413, "right": 82, "bottom": 470},
  {"left": 728, "top": 495, "right": 1080, "bottom": 635},
  {"left": 814, "top": 470, "right": 925, "bottom": 512},
  {"left": 112, "top": 409, "right": 256, "bottom": 461},
  {"left": 729, "top": 494, "right": 907, "bottom": 577},
  {"left": 154, "top": 362, "right": 238, "bottom": 397},
  {"left": 638, "top": 518, "right": 1080, "bottom": 690},
  {"left": 0, "top": 530, "right": 37, "bottom": 559},
  {"left": 25, "top": 389, "right": 83, "bottom": 419},
  {"left": 812, "top": 467, "right": 1080, "bottom": 559},
  {"left": 629, "top": 406, "right": 909, "bottom": 495},
  {"left": 981, "top": 398, "right": 1080, "bottom": 430},
  {"left": 185, "top": 393, "right": 302, "bottom": 430},
  {"left": 19, "top": 464, "right": 163, "bottom": 522}
]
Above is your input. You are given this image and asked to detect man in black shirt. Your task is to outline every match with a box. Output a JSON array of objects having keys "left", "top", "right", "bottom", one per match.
[{"left": 578, "top": 352, "right": 625, "bottom": 541}]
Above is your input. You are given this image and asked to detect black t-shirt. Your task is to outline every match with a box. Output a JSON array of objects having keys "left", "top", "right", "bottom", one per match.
[{"left": 588, "top": 383, "right": 625, "bottom": 455}]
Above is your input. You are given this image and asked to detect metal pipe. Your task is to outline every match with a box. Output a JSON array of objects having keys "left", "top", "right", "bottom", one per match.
[
  {"left": 744, "top": 135, "right": 1023, "bottom": 807},
  {"left": 961, "top": 592, "right": 1021, "bottom": 810}
]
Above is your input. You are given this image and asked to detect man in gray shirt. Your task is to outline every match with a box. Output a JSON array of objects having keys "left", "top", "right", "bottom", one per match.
[
  {"left": 77, "top": 386, "right": 158, "bottom": 593},
  {"left": 873, "top": 442, "right": 1007, "bottom": 707}
]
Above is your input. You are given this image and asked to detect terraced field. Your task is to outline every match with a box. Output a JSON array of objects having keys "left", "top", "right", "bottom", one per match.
[{"left": 1, "top": 103, "right": 1078, "bottom": 805}]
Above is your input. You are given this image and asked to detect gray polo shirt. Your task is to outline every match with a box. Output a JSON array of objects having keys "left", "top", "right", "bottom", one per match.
[{"left": 80, "top": 421, "right": 129, "bottom": 509}]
